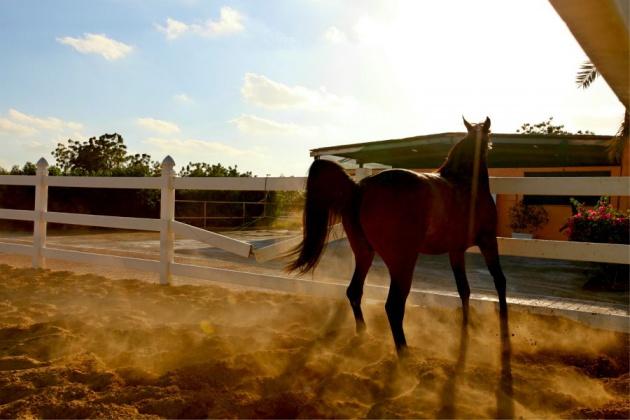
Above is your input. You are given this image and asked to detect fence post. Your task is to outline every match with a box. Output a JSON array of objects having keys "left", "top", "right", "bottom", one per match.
[
  {"left": 32, "top": 158, "right": 49, "bottom": 268},
  {"left": 160, "top": 156, "right": 176, "bottom": 285}
]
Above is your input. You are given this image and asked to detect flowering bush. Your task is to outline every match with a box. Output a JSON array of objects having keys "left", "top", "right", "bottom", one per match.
[
  {"left": 565, "top": 197, "right": 629, "bottom": 244},
  {"left": 565, "top": 197, "right": 628, "bottom": 291}
]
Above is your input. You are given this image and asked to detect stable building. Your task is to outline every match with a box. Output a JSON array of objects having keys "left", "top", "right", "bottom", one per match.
[{"left": 311, "top": 132, "right": 624, "bottom": 240}]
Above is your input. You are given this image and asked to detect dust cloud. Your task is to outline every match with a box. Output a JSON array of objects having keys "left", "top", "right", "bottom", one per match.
[{"left": 0, "top": 264, "right": 627, "bottom": 418}]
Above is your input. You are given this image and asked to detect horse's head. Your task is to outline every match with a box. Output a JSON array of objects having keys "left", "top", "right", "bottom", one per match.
[
  {"left": 462, "top": 116, "right": 492, "bottom": 152},
  {"left": 438, "top": 116, "right": 492, "bottom": 181}
]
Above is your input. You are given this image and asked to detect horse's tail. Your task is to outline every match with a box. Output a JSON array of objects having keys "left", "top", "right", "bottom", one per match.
[{"left": 286, "top": 159, "right": 359, "bottom": 274}]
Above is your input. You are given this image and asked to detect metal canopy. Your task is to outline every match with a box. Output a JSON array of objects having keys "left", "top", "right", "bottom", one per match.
[{"left": 310, "top": 132, "right": 616, "bottom": 169}]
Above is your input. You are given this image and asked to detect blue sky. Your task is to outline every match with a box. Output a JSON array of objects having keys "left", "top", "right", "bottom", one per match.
[{"left": 0, "top": 0, "right": 625, "bottom": 175}]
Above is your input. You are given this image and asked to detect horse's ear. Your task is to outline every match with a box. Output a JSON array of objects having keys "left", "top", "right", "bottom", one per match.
[
  {"left": 483, "top": 116, "right": 491, "bottom": 132},
  {"left": 462, "top": 116, "right": 473, "bottom": 132}
]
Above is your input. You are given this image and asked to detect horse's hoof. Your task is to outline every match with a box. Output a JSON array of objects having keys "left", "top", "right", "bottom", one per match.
[
  {"left": 356, "top": 321, "right": 367, "bottom": 334},
  {"left": 396, "top": 344, "right": 409, "bottom": 359}
]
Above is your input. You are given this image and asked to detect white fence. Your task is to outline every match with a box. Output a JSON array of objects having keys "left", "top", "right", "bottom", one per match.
[{"left": 0, "top": 156, "right": 628, "bottom": 294}]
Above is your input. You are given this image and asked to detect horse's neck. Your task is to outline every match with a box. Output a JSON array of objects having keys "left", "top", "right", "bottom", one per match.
[{"left": 439, "top": 155, "right": 490, "bottom": 189}]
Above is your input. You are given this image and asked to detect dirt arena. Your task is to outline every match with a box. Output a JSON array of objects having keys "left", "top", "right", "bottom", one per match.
[{"left": 0, "top": 263, "right": 628, "bottom": 418}]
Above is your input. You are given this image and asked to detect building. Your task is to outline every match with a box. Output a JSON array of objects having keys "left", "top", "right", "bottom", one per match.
[{"left": 311, "top": 132, "right": 625, "bottom": 240}]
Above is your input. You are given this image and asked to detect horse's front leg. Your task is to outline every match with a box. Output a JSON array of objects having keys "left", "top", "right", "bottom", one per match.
[
  {"left": 346, "top": 248, "right": 374, "bottom": 333},
  {"left": 449, "top": 250, "right": 471, "bottom": 324},
  {"left": 478, "top": 235, "right": 508, "bottom": 317}
]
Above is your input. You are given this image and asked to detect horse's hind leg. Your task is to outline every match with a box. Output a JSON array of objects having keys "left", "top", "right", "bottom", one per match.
[
  {"left": 344, "top": 212, "right": 374, "bottom": 333},
  {"left": 478, "top": 235, "right": 508, "bottom": 317},
  {"left": 383, "top": 254, "right": 417, "bottom": 355},
  {"left": 346, "top": 247, "right": 374, "bottom": 333},
  {"left": 449, "top": 250, "right": 471, "bottom": 324}
]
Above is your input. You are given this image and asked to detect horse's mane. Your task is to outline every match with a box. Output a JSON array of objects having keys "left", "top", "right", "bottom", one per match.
[{"left": 438, "top": 127, "right": 491, "bottom": 182}]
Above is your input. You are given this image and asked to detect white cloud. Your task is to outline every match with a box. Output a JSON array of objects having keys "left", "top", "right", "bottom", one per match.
[
  {"left": 7, "top": 109, "right": 83, "bottom": 132},
  {"left": 230, "top": 114, "right": 301, "bottom": 135},
  {"left": 241, "top": 73, "right": 353, "bottom": 111},
  {"left": 0, "top": 109, "right": 83, "bottom": 136},
  {"left": 173, "top": 93, "right": 194, "bottom": 104},
  {"left": 137, "top": 117, "right": 180, "bottom": 134},
  {"left": 207, "top": 7, "right": 244, "bottom": 35},
  {"left": 144, "top": 137, "right": 261, "bottom": 158},
  {"left": 0, "top": 118, "right": 37, "bottom": 136},
  {"left": 323, "top": 26, "right": 348, "bottom": 44},
  {"left": 156, "top": 7, "right": 244, "bottom": 40},
  {"left": 56, "top": 33, "right": 133, "bottom": 61},
  {"left": 0, "top": 109, "right": 85, "bottom": 168},
  {"left": 156, "top": 18, "right": 190, "bottom": 40}
]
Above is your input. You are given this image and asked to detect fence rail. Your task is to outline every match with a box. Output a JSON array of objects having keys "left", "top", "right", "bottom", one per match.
[
  {"left": 0, "top": 209, "right": 35, "bottom": 221},
  {"left": 489, "top": 176, "right": 628, "bottom": 195},
  {"left": 0, "top": 156, "right": 628, "bottom": 291},
  {"left": 46, "top": 176, "right": 162, "bottom": 189},
  {"left": 0, "top": 175, "right": 36, "bottom": 186},
  {"left": 5, "top": 173, "right": 626, "bottom": 195},
  {"left": 45, "top": 211, "right": 162, "bottom": 231}
]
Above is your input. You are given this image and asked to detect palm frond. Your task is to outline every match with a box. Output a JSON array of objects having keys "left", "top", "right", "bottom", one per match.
[
  {"left": 576, "top": 61, "right": 599, "bottom": 89},
  {"left": 607, "top": 110, "right": 629, "bottom": 162}
]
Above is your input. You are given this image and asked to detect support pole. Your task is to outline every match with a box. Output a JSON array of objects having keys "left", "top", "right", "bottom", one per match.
[
  {"left": 32, "top": 158, "right": 49, "bottom": 268},
  {"left": 160, "top": 156, "right": 176, "bottom": 285},
  {"left": 354, "top": 167, "right": 372, "bottom": 181}
]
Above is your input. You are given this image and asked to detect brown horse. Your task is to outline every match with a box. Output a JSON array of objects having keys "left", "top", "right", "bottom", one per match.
[{"left": 288, "top": 117, "right": 507, "bottom": 354}]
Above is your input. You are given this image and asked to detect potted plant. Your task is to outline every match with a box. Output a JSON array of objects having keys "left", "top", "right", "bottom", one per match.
[{"left": 509, "top": 199, "right": 549, "bottom": 239}]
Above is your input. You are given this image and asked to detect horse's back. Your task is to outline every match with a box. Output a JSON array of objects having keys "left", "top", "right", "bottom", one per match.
[
  {"left": 358, "top": 169, "right": 462, "bottom": 256},
  {"left": 360, "top": 168, "right": 427, "bottom": 188}
]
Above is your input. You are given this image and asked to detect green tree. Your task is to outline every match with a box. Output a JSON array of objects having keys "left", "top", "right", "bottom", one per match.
[
  {"left": 0, "top": 162, "right": 60, "bottom": 175},
  {"left": 52, "top": 133, "right": 157, "bottom": 176},
  {"left": 178, "top": 162, "right": 252, "bottom": 177},
  {"left": 516, "top": 117, "right": 594, "bottom": 135},
  {"left": 114, "top": 153, "right": 158, "bottom": 177},
  {"left": 10, "top": 162, "right": 36, "bottom": 175}
]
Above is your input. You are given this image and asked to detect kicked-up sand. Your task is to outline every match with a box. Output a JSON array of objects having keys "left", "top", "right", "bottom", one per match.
[{"left": 0, "top": 263, "right": 627, "bottom": 418}]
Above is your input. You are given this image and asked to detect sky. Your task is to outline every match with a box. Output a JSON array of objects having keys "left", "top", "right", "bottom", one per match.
[{"left": 0, "top": 0, "right": 625, "bottom": 176}]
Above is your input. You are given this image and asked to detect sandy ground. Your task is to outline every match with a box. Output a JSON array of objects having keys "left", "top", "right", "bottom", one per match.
[{"left": 0, "top": 263, "right": 628, "bottom": 418}]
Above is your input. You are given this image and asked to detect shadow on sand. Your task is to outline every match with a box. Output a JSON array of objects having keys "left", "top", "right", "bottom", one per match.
[
  {"left": 436, "top": 319, "right": 469, "bottom": 418},
  {"left": 266, "top": 300, "right": 348, "bottom": 393},
  {"left": 496, "top": 313, "right": 514, "bottom": 418},
  {"left": 437, "top": 311, "right": 514, "bottom": 418}
]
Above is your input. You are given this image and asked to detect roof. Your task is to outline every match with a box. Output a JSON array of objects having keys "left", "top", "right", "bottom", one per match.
[
  {"left": 310, "top": 132, "right": 617, "bottom": 169},
  {"left": 549, "top": 0, "right": 629, "bottom": 108}
]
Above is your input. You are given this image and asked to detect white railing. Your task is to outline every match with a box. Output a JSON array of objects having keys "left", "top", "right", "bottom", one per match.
[{"left": 0, "top": 156, "right": 628, "bottom": 292}]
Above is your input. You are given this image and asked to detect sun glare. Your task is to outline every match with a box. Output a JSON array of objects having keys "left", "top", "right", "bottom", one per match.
[{"left": 326, "top": 0, "right": 623, "bottom": 136}]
